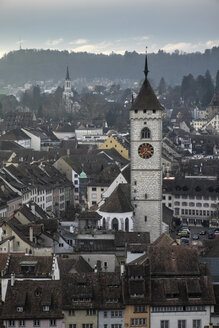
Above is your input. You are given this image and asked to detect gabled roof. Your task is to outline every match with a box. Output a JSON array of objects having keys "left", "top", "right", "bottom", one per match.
[
  {"left": 148, "top": 245, "right": 200, "bottom": 276},
  {"left": 2, "top": 280, "right": 63, "bottom": 319},
  {"left": 152, "top": 232, "right": 174, "bottom": 247},
  {"left": 130, "top": 78, "right": 164, "bottom": 111},
  {"left": 99, "top": 184, "right": 133, "bottom": 213}
]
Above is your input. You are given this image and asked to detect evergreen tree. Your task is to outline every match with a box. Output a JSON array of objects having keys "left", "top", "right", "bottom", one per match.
[
  {"left": 181, "top": 74, "right": 196, "bottom": 105},
  {"left": 216, "top": 70, "right": 219, "bottom": 93},
  {"left": 201, "top": 70, "right": 214, "bottom": 107}
]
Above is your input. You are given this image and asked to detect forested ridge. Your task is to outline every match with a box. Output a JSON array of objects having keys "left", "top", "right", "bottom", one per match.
[{"left": 1, "top": 47, "right": 219, "bottom": 86}]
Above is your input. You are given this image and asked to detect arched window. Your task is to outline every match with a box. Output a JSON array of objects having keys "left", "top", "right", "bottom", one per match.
[
  {"left": 112, "top": 218, "right": 119, "bottom": 231},
  {"left": 141, "top": 127, "right": 151, "bottom": 139},
  {"left": 125, "top": 218, "right": 129, "bottom": 232}
]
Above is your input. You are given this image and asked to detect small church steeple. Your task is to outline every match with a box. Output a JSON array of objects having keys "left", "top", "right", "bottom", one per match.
[{"left": 144, "top": 47, "right": 149, "bottom": 79}]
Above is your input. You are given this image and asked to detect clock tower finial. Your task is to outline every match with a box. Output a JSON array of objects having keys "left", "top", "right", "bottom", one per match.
[{"left": 144, "top": 47, "right": 149, "bottom": 79}]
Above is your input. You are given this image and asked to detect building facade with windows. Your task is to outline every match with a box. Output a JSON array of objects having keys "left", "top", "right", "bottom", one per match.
[{"left": 162, "top": 177, "right": 219, "bottom": 226}]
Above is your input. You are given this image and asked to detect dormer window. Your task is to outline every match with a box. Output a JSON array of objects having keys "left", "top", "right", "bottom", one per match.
[{"left": 141, "top": 127, "right": 151, "bottom": 139}]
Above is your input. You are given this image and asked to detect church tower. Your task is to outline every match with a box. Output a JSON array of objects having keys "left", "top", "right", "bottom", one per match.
[
  {"left": 130, "top": 54, "right": 163, "bottom": 242},
  {"left": 63, "top": 66, "right": 74, "bottom": 113}
]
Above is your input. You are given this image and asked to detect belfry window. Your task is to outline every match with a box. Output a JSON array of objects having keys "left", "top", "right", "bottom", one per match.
[{"left": 141, "top": 127, "right": 151, "bottom": 139}]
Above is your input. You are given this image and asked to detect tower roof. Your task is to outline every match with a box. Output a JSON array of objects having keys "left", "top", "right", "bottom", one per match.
[
  {"left": 66, "top": 66, "right": 70, "bottom": 80},
  {"left": 130, "top": 54, "right": 164, "bottom": 111}
]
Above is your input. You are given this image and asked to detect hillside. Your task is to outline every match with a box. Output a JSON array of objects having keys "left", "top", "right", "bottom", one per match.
[{"left": 0, "top": 47, "right": 219, "bottom": 86}]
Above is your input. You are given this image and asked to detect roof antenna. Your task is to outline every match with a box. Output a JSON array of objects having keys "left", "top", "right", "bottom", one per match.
[{"left": 144, "top": 46, "right": 149, "bottom": 79}]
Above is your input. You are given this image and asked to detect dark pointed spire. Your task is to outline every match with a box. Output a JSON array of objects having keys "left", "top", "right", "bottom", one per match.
[
  {"left": 144, "top": 47, "right": 149, "bottom": 79},
  {"left": 66, "top": 66, "right": 70, "bottom": 80}
]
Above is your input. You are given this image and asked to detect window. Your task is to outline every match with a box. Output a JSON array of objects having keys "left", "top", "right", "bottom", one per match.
[
  {"left": 19, "top": 320, "right": 25, "bottom": 327},
  {"left": 178, "top": 320, "right": 186, "bottom": 328},
  {"left": 111, "top": 310, "right": 122, "bottom": 317},
  {"left": 111, "top": 325, "right": 122, "bottom": 328},
  {"left": 144, "top": 216, "right": 147, "bottom": 222},
  {"left": 50, "top": 320, "right": 56, "bottom": 327},
  {"left": 141, "top": 127, "right": 151, "bottom": 139},
  {"left": 86, "top": 309, "right": 96, "bottom": 315},
  {"left": 153, "top": 110, "right": 156, "bottom": 113},
  {"left": 135, "top": 110, "right": 138, "bottom": 113},
  {"left": 69, "top": 325, "right": 76, "bottom": 328},
  {"left": 174, "top": 201, "right": 180, "bottom": 206},
  {"left": 182, "top": 202, "right": 187, "bottom": 206},
  {"left": 104, "top": 311, "right": 107, "bottom": 317},
  {"left": 43, "top": 305, "right": 50, "bottom": 311},
  {"left": 92, "top": 201, "right": 97, "bottom": 205},
  {"left": 104, "top": 325, "right": 107, "bottom": 328},
  {"left": 193, "top": 320, "right": 201, "bottom": 328},
  {"left": 196, "top": 203, "right": 202, "bottom": 207},
  {"left": 75, "top": 188, "right": 79, "bottom": 192},
  {"left": 9, "top": 321, "right": 15, "bottom": 327},
  {"left": 92, "top": 187, "right": 96, "bottom": 191},
  {"left": 101, "top": 187, "right": 104, "bottom": 191},
  {"left": 203, "top": 203, "right": 209, "bottom": 207},
  {"left": 74, "top": 180, "right": 78, "bottom": 185},
  {"left": 131, "top": 318, "right": 146, "bottom": 326},
  {"left": 69, "top": 309, "right": 75, "bottom": 316},
  {"left": 17, "top": 306, "right": 23, "bottom": 312},
  {"left": 134, "top": 305, "right": 146, "bottom": 313},
  {"left": 33, "top": 320, "right": 40, "bottom": 327},
  {"left": 82, "top": 325, "right": 93, "bottom": 328},
  {"left": 160, "top": 321, "right": 169, "bottom": 328}
]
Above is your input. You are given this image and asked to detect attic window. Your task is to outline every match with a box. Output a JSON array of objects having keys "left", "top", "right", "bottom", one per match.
[
  {"left": 20, "top": 261, "right": 37, "bottom": 274},
  {"left": 43, "top": 305, "right": 50, "bottom": 312},
  {"left": 17, "top": 307, "right": 23, "bottom": 312},
  {"left": 35, "top": 288, "right": 42, "bottom": 297},
  {"left": 72, "top": 298, "right": 91, "bottom": 303},
  {"left": 135, "top": 110, "right": 138, "bottom": 113},
  {"left": 106, "top": 298, "right": 118, "bottom": 303}
]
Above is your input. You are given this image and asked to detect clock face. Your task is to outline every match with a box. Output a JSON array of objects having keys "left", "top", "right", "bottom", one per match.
[{"left": 138, "top": 143, "right": 154, "bottom": 159}]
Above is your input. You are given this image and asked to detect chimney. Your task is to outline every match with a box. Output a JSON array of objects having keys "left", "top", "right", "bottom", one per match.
[
  {"left": 29, "top": 226, "right": 33, "bottom": 242},
  {"left": 11, "top": 273, "right": 15, "bottom": 287},
  {"left": 120, "top": 263, "right": 125, "bottom": 276}
]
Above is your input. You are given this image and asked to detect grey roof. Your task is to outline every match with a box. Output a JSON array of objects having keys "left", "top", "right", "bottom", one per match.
[
  {"left": 130, "top": 78, "right": 164, "bottom": 111},
  {"left": 99, "top": 184, "right": 133, "bottom": 213}
]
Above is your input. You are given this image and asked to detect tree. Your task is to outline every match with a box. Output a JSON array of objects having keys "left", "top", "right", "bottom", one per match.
[
  {"left": 201, "top": 70, "right": 214, "bottom": 107},
  {"left": 216, "top": 70, "right": 219, "bottom": 93},
  {"left": 181, "top": 74, "right": 196, "bottom": 105}
]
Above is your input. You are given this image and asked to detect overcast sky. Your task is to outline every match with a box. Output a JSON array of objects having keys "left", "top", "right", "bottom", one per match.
[{"left": 1, "top": 0, "right": 219, "bottom": 58}]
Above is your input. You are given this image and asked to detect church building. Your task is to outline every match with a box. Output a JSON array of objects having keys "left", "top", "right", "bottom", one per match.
[{"left": 130, "top": 55, "right": 163, "bottom": 242}]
